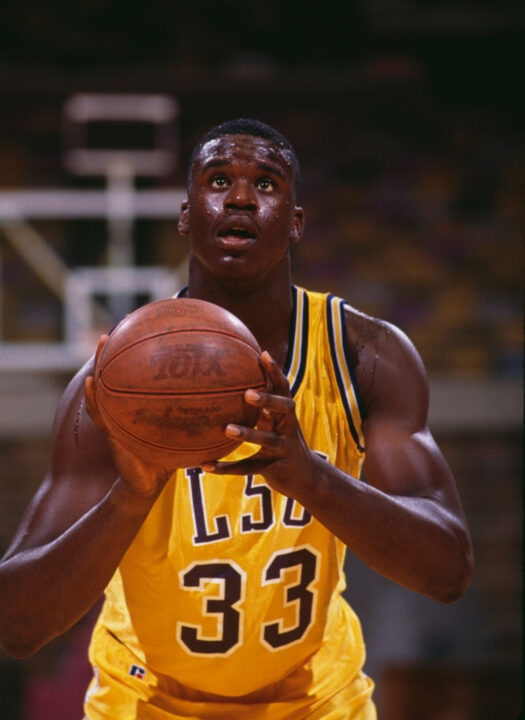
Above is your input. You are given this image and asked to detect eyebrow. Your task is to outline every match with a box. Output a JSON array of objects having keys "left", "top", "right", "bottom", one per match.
[
  {"left": 257, "top": 162, "right": 285, "bottom": 180},
  {"left": 200, "top": 158, "right": 286, "bottom": 180},
  {"left": 201, "top": 158, "right": 231, "bottom": 172}
]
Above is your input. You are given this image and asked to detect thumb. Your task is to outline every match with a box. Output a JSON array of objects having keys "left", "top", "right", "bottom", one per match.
[{"left": 85, "top": 375, "right": 108, "bottom": 437}]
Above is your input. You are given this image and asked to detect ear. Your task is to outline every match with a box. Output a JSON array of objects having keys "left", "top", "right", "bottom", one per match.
[
  {"left": 290, "top": 206, "right": 305, "bottom": 244},
  {"left": 178, "top": 200, "right": 189, "bottom": 236}
]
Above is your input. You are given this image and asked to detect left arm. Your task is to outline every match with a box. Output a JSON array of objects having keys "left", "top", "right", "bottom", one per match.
[{"left": 204, "top": 327, "right": 474, "bottom": 604}]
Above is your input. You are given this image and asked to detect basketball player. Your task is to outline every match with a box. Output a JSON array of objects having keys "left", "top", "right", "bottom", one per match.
[{"left": 0, "top": 119, "right": 473, "bottom": 719}]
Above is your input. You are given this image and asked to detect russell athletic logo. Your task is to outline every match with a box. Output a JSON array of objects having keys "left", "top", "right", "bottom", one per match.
[{"left": 129, "top": 664, "right": 146, "bottom": 680}]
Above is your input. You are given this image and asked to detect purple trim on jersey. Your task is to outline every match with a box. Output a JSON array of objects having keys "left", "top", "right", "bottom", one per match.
[
  {"left": 326, "top": 294, "right": 364, "bottom": 453},
  {"left": 340, "top": 300, "right": 366, "bottom": 421}
]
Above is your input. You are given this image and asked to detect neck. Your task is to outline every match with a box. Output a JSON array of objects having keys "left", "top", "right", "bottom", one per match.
[{"left": 186, "top": 256, "right": 294, "bottom": 368}]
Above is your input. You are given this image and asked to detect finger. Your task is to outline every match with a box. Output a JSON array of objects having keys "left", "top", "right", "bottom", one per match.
[
  {"left": 243, "top": 389, "right": 275, "bottom": 431},
  {"left": 85, "top": 376, "right": 97, "bottom": 418},
  {"left": 245, "top": 389, "right": 294, "bottom": 416},
  {"left": 255, "top": 408, "right": 274, "bottom": 432},
  {"left": 201, "top": 457, "right": 274, "bottom": 476},
  {"left": 85, "top": 376, "right": 107, "bottom": 434},
  {"left": 94, "top": 334, "right": 109, "bottom": 373},
  {"left": 225, "top": 423, "right": 286, "bottom": 452},
  {"left": 261, "top": 351, "right": 291, "bottom": 397}
]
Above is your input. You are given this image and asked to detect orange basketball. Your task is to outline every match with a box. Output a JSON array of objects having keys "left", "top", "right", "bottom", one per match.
[{"left": 94, "top": 297, "right": 265, "bottom": 468}]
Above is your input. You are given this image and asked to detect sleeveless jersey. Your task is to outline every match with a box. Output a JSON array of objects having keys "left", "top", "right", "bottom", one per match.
[{"left": 85, "top": 287, "right": 374, "bottom": 718}]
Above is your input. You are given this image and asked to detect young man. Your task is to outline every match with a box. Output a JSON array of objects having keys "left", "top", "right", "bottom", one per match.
[{"left": 0, "top": 119, "right": 473, "bottom": 719}]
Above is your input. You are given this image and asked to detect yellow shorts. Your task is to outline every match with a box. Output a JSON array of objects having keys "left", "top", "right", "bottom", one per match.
[{"left": 84, "top": 625, "right": 376, "bottom": 720}]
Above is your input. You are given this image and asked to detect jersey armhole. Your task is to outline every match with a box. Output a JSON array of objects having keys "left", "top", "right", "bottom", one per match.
[
  {"left": 326, "top": 295, "right": 365, "bottom": 453},
  {"left": 284, "top": 286, "right": 309, "bottom": 397}
]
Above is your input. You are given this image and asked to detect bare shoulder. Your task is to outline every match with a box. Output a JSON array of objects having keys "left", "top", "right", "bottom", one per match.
[
  {"left": 50, "top": 356, "right": 113, "bottom": 476},
  {"left": 342, "top": 304, "right": 429, "bottom": 422},
  {"left": 2, "top": 357, "right": 116, "bottom": 558}
]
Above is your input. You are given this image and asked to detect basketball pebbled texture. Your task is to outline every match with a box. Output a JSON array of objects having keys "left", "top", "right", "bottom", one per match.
[{"left": 94, "top": 297, "right": 266, "bottom": 468}]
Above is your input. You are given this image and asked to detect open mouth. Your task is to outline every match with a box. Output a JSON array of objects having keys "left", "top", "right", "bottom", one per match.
[
  {"left": 216, "top": 225, "right": 257, "bottom": 256},
  {"left": 217, "top": 226, "right": 256, "bottom": 240}
]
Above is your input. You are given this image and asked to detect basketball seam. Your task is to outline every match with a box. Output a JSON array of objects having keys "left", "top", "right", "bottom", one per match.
[
  {"left": 97, "top": 380, "right": 267, "bottom": 397},
  {"left": 99, "top": 328, "right": 261, "bottom": 374}
]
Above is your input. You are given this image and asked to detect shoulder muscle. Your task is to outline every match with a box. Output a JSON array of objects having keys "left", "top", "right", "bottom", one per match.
[
  {"left": 343, "top": 306, "right": 429, "bottom": 432},
  {"left": 3, "top": 358, "right": 116, "bottom": 558}
]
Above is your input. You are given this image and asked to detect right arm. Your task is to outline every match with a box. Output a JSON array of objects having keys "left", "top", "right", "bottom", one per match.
[{"left": 0, "top": 352, "right": 172, "bottom": 658}]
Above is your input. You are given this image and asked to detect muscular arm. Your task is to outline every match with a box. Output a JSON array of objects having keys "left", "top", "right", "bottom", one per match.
[
  {"left": 298, "top": 319, "right": 473, "bottom": 602},
  {"left": 205, "top": 317, "right": 474, "bottom": 604},
  {"left": 0, "top": 357, "right": 170, "bottom": 658}
]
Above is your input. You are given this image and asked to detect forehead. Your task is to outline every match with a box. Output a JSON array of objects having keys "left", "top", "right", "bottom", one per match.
[{"left": 193, "top": 134, "right": 294, "bottom": 178}]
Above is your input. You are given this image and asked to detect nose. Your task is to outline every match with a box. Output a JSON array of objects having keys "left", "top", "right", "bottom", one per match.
[{"left": 224, "top": 179, "right": 257, "bottom": 211}]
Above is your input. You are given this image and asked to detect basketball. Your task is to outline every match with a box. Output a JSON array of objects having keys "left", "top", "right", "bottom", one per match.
[{"left": 93, "top": 297, "right": 266, "bottom": 468}]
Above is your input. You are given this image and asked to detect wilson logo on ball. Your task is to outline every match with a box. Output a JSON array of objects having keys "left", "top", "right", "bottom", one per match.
[
  {"left": 155, "top": 303, "right": 200, "bottom": 318},
  {"left": 152, "top": 345, "right": 227, "bottom": 380}
]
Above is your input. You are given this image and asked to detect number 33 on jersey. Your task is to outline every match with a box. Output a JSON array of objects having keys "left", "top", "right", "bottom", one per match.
[{"left": 178, "top": 468, "right": 318, "bottom": 657}]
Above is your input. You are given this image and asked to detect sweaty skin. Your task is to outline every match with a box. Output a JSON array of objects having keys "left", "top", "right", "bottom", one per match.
[{"left": 0, "top": 134, "right": 473, "bottom": 659}]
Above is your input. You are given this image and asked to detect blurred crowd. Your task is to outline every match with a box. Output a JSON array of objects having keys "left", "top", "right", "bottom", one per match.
[
  {"left": 0, "top": 68, "right": 522, "bottom": 382},
  {"left": 289, "top": 93, "right": 522, "bottom": 379}
]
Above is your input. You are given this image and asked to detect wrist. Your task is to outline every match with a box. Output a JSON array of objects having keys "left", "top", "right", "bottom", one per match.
[{"left": 288, "top": 450, "right": 328, "bottom": 507}]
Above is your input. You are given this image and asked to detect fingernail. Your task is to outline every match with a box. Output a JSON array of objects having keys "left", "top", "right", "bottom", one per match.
[
  {"left": 245, "top": 389, "right": 261, "bottom": 403},
  {"left": 225, "top": 424, "right": 241, "bottom": 437}
]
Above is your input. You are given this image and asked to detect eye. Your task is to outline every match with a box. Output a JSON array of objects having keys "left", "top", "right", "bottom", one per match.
[
  {"left": 210, "top": 175, "right": 229, "bottom": 189},
  {"left": 256, "top": 177, "right": 276, "bottom": 192}
]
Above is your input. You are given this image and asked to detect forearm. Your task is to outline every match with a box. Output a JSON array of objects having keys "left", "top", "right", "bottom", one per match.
[
  {"left": 295, "top": 454, "right": 473, "bottom": 603},
  {"left": 0, "top": 479, "right": 160, "bottom": 658}
]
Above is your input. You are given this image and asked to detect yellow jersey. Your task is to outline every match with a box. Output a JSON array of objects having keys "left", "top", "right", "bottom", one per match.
[{"left": 85, "top": 286, "right": 375, "bottom": 719}]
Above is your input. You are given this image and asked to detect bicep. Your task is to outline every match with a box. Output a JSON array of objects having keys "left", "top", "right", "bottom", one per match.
[
  {"left": 364, "top": 420, "right": 459, "bottom": 506},
  {"left": 2, "top": 361, "right": 116, "bottom": 559}
]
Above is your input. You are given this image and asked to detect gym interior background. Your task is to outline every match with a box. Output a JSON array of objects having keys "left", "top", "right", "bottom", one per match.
[{"left": 0, "top": 2, "right": 522, "bottom": 718}]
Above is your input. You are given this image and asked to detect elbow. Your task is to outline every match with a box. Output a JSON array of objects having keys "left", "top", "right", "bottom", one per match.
[
  {"left": 436, "top": 536, "right": 475, "bottom": 605},
  {"left": 0, "top": 567, "right": 58, "bottom": 658},
  {"left": 438, "top": 571, "right": 472, "bottom": 605},
  {"left": 0, "top": 638, "right": 41, "bottom": 660},
  {"left": 1, "top": 636, "right": 47, "bottom": 660},
  {"left": 1, "top": 641, "right": 39, "bottom": 660},
  {"left": 0, "top": 618, "right": 49, "bottom": 659},
  {"left": 1, "top": 640, "right": 38, "bottom": 660}
]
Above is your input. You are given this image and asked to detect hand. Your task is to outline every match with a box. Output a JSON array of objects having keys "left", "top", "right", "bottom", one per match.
[
  {"left": 85, "top": 335, "right": 175, "bottom": 498},
  {"left": 202, "top": 351, "right": 318, "bottom": 501}
]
